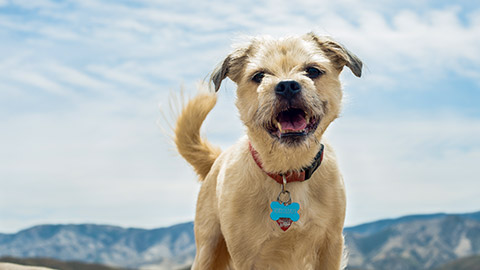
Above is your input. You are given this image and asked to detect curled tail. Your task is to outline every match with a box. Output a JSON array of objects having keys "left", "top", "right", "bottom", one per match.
[{"left": 174, "top": 92, "right": 221, "bottom": 181}]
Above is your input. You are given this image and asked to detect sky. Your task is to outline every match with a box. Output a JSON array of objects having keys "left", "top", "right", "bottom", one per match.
[{"left": 0, "top": 0, "right": 479, "bottom": 233}]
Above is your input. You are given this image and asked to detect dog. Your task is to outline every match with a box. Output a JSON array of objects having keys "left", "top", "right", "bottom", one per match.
[{"left": 174, "top": 32, "right": 362, "bottom": 269}]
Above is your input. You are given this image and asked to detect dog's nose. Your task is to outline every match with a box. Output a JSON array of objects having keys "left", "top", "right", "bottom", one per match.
[{"left": 275, "top": 80, "right": 301, "bottom": 99}]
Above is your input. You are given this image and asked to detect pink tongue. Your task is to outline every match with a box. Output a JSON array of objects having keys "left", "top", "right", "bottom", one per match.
[{"left": 279, "top": 113, "right": 307, "bottom": 132}]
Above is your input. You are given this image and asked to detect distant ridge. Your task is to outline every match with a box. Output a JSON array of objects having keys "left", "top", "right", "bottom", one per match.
[
  {"left": 345, "top": 211, "right": 480, "bottom": 269},
  {"left": 433, "top": 255, "right": 480, "bottom": 270},
  {"left": 0, "top": 222, "right": 195, "bottom": 270},
  {"left": 345, "top": 211, "right": 480, "bottom": 235},
  {"left": 1, "top": 211, "right": 479, "bottom": 270}
]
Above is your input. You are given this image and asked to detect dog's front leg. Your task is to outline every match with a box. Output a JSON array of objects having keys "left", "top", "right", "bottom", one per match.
[
  {"left": 226, "top": 238, "right": 260, "bottom": 270},
  {"left": 315, "top": 233, "right": 345, "bottom": 270},
  {"left": 192, "top": 178, "right": 231, "bottom": 270},
  {"left": 192, "top": 228, "right": 230, "bottom": 270},
  {"left": 221, "top": 216, "right": 267, "bottom": 270}
]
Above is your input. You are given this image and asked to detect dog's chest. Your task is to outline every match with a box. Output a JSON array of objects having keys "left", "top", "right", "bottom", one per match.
[
  {"left": 217, "top": 161, "right": 325, "bottom": 231},
  {"left": 215, "top": 148, "right": 334, "bottom": 269},
  {"left": 254, "top": 226, "right": 324, "bottom": 269},
  {"left": 250, "top": 195, "right": 328, "bottom": 269}
]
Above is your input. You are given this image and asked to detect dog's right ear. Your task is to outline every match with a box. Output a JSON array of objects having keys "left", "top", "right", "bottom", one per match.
[
  {"left": 211, "top": 55, "right": 231, "bottom": 92},
  {"left": 211, "top": 45, "right": 251, "bottom": 92}
]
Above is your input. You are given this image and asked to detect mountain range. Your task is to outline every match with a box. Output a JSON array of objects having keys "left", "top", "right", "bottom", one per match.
[
  {"left": 0, "top": 222, "right": 194, "bottom": 270},
  {"left": 345, "top": 212, "right": 480, "bottom": 269},
  {"left": 1, "top": 211, "right": 479, "bottom": 270}
]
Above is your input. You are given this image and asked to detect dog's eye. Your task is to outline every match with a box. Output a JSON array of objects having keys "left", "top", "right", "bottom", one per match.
[
  {"left": 305, "top": 67, "right": 324, "bottom": 79},
  {"left": 252, "top": 72, "right": 265, "bottom": 83}
]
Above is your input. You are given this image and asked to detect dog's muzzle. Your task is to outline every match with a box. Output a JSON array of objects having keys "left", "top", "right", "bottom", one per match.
[{"left": 264, "top": 80, "right": 321, "bottom": 144}]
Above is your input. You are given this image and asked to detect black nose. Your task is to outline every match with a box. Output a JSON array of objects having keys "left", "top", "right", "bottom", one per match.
[{"left": 275, "top": 80, "right": 301, "bottom": 99}]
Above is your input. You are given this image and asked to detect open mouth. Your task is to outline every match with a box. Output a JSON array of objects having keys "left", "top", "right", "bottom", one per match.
[{"left": 267, "top": 108, "right": 319, "bottom": 140}]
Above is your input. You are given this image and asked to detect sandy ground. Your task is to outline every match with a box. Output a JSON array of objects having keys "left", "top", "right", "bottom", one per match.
[{"left": 0, "top": 263, "right": 55, "bottom": 270}]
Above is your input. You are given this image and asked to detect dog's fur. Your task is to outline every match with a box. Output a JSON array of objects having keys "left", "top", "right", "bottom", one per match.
[{"left": 174, "top": 33, "right": 362, "bottom": 270}]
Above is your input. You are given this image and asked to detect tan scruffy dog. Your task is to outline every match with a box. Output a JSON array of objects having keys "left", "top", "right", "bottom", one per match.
[{"left": 174, "top": 32, "right": 362, "bottom": 270}]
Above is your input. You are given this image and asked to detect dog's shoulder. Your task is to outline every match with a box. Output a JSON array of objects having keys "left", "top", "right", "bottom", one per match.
[{"left": 208, "top": 136, "right": 259, "bottom": 182}]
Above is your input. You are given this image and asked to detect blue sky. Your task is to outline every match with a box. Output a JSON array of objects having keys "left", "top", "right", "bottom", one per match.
[{"left": 0, "top": 0, "right": 479, "bottom": 233}]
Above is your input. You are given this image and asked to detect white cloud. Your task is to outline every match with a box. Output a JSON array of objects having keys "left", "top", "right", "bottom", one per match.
[
  {"left": 38, "top": 26, "right": 81, "bottom": 41},
  {"left": 0, "top": 99, "right": 199, "bottom": 232},
  {"left": 8, "top": 0, "right": 58, "bottom": 9},
  {"left": 327, "top": 116, "right": 480, "bottom": 226},
  {"left": 46, "top": 63, "right": 112, "bottom": 91},
  {"left": 86, "top": 65, "right": 159, "bottom": 91},
  {"left": 8, "top": 70, "right": 77, "bottom": 98}
]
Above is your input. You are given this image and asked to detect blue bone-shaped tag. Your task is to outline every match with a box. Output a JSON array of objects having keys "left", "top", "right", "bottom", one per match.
[{"left": 270, "top": 201, "right": 300, "bottom": 222}]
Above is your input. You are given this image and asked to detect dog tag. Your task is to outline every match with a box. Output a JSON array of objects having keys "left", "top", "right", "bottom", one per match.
[
  {"left": 270, "top": 202, "right": 300, "bottom": 231},
  {"left": 276, "top": 218, "right": 294, "bottom": 231},
  {"left": 270, "top": 199, "right": 300, "bottom": 231},
  {"left": 270, "top": 175, "right": 300, "bottom": 231},
  {"left": 270, "top": 201, "right": 300, "bottom": 221}
]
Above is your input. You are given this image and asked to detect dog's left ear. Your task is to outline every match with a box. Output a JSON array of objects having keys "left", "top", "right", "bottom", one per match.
[
  {"left": 306, "top": 33, "right": 363, "bottom": 78},
  {"left": 211, "top": 44, "right": 251, "bottom": 92}
]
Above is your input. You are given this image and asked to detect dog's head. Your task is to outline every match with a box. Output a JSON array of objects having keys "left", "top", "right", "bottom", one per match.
[{"left": 211, "top": 33, "right": 362, "bottom": 169}]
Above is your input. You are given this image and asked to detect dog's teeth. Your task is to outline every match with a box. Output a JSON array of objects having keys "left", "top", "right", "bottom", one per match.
[
  {"left": 276, "top": 122, "right": 283, "bottom": 133},
  {"left": 306, "top": 115, "right": 310, "bottom": 124}
]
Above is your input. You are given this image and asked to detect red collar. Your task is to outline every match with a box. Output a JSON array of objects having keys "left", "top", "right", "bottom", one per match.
[{"left": 249, "top": 142, "right": 325, "bottom": 184}]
